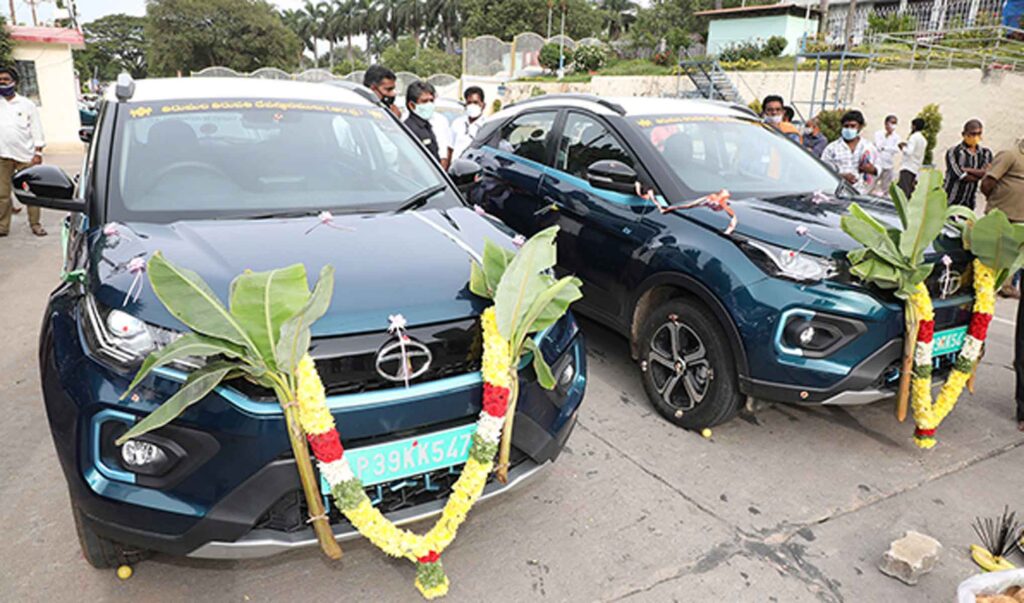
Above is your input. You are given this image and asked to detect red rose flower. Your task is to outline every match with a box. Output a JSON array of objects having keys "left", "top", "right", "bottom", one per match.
[
  {"left": 914, "top": 427, "right": 936, "bottom": 437},
  {"left": 418, "top": 550, "right": 440, "bottom": 564},
  {"left": 968, "top": 313, "right": 993, "bottom": 341},
  {"left": 917, "top": 320, "right": 935, "bottom": 343},
  {"left": 482, "top": 383, "right": 510, "bottom": 417},
  {"left": 307, "top": 430, "right": 344, "bottom": 463}
]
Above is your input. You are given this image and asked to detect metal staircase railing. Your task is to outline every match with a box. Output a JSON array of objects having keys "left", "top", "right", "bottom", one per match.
[{"left": 678, "top": 58, "right": 745, "bottom": 104}]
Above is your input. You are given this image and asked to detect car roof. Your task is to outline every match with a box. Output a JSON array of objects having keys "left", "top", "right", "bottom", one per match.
[
  {"left": 502, "top": 94, "right": 756, "bottom": 120},
  {"left": 104, "top": 77, "right": 375, "bottom": 106}
]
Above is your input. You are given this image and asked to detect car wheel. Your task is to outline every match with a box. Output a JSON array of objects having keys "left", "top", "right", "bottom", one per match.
[
  {"left": 72, "top": 505, "right": 150, "bottom": 569},
  {"left": 638, "top": 299, "right": 741, "bottom": 429}
]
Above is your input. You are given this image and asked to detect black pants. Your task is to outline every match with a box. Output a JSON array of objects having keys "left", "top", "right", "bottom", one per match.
[
  {"left": 897, "top": 170, "right": 917, "bottom": 198},
  {"left": 1017, "top": 294, "right": 1024, "bottom": 421}
]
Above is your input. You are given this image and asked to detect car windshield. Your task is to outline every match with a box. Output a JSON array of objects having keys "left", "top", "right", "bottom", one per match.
[
  {"left": 108, "top": 98, "right": 450, "bottom": 222},
  {"left": 634, "top": 115, "right": 841, "bottom": 199}
]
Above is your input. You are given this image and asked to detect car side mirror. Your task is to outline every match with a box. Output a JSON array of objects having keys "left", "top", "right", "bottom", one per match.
[
  {"left": 79, "top": 126, "right": 94, "bottom": 144},
  {"left": 13, "top": 165, "right": 84, "bottom": 212},
  {"left": 587, "top": 159, "right": 638, "bottom": 195},
  {"left": 448, "top": 158, "right": 482, "bottom": 190}
]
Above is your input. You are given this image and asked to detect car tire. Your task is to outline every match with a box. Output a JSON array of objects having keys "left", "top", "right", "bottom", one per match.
[
  {"left": 72, "top": 505, "right": 150, "bottom": 569},
  {"left": 638, "top": 298, "right": 742, "bottom": 429}
]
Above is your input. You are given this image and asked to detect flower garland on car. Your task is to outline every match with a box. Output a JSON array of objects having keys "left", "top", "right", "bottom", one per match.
[
  {"left": 296, "top": 306, "right": 513, "bottom": 599},
  {"left": 909, "top": 259, "right": 996, "bottom": 448}
]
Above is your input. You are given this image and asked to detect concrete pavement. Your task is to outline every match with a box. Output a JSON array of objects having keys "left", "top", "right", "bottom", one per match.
[{"left": 1, "top": 152, "right": 1022, "bottom": 602}]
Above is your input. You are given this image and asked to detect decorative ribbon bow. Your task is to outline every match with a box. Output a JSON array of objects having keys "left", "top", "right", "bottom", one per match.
[
  {"left": 123, "top": 256, "right": 147, "bottom": 307},
  {"left": 305, "top": 211, "right": 355, "bottom": 235},
  {"left": 940, "top": 254, "right": 953, "bottom": 299},
  {"left": 637, "top": 185, "right": 737, "bottom": 235},
  {"left": 388, "top": 313, "right": 412, "bottom": 388}
]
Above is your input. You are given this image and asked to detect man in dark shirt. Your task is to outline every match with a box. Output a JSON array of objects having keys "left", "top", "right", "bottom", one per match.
[
  {"left": 404, "top": 80, "right": 439, "bottom": 160},
  {"left": 943, "top": 119, "right": 993, "bottom": 209}
]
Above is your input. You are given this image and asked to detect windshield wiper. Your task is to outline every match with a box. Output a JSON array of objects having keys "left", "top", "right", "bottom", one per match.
[
  {"left": 216, "top": 209, "right": 323, "bottom": 221},
  {"left": 393, "top": 184, "right": 447, "bottom": 214}
]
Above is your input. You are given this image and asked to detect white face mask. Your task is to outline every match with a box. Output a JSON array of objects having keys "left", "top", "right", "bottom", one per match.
[
  {"left": 465, "top": 103, "right": 483, "bottom": 119},
  {"left": 765, "top": 114, "right": 782, "bottom": 125}
]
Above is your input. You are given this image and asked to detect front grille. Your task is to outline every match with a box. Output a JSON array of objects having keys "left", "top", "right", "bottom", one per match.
[
  {"left": 227, "top": 318, "right": 482, "bottom": 400},
  {"left": 254, "top": 448, "right": 528, "bottom": 533}
]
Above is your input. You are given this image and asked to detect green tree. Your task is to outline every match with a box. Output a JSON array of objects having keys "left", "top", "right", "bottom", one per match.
[
  {"left": 74, "top": 14, "right": 148, "bottom": 81},
  {"left": 280, "top": 7, "right": 317, "bottom": 67},
  {"left": 380, "top": 36, "right": 461, "bottom": 75},
  {"left": 916, "top": 103, "right": 942, "bottom": 166},
  {"left": 147, "top": 0, "right": 303, "bottom": 75},
  {"left": 599, "top": 0, "right": 638, "bottom": 39},
  {"left": 630, "top": 0, "right": 696, "bottom": 54},
  {"left": 0, "top": 16, "right": 13, "bottom": 67},
  {"left": 461, "top": 0, "right": 603, "bottom": 40}
]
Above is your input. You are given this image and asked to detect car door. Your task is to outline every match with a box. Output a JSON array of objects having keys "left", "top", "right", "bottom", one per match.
[
  {"left": 474, "top": 110, "right": 559, "bottom": 237},
  {"left": 539, "top": 111, "right": 648, "bottom": 321}
]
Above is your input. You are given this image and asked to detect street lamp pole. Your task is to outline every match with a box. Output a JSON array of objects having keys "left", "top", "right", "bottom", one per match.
[
  {"left": 557, "top": 0, "right": 566, "bottom": 79},
  {"left": 547, "top": 0, "right": 554, "bottom": 38}
]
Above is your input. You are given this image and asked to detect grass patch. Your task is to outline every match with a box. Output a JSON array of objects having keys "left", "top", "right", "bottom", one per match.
[{"left": 514, "top": 73, "right": 593, "bottom": 83}]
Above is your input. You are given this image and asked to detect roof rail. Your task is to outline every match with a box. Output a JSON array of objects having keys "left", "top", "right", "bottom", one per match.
[
  {"left": 508, "top": 93, "right": 626, "bottom": 115},
  {"left": 324, "top": 80, "right": 380, "bottom": 106}
]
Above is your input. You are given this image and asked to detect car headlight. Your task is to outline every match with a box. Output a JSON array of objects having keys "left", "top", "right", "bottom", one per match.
[
  {"left": 81, "top": 294, "right": 193, "bottom": 369},
  {"left": 740, "top": 239, "right": 837, "bottom": 282}
]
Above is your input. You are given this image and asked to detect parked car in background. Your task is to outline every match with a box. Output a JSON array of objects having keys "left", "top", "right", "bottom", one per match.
[
  {"left": 466, "top": 94, "right": 972, "bottom": 429},
  {"left": 17, "top": 76, "right": 586, "bottom": 567}
]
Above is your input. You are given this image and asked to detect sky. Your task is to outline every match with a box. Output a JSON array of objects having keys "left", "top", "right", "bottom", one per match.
[{"left": 8, "top": 0, "right": 310, "bottom": 25}]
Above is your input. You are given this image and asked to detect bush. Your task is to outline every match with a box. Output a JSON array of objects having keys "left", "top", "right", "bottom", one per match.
[
  {"left": 916, "top": 103, "right": 942, "bottom": 166},
  {"left": 815, "top": 108, "right": 846, "bottom": 142},
  {"left": 651, "top": 51, "right": 674, "bottom": 66},
  {"left": 763, "top": 35, "right": 788, "bottom": 57},
  {"left": 748, "top": 98, "right": 762, "bottom": 115},
  {"left": 381, "top": 37, "right": 461, "bottom": 76},
  {"left": 539, "top": 43, "right": 573, "bottom": 73},
  {"left": 529, "top": 86, "right": 547, "bottom": 97},
  {"left": 866, "top": 12, "right": 918, "bottom": 35},
  {"left": 573, "top": 44, "right": 607, "bottom": 72}
]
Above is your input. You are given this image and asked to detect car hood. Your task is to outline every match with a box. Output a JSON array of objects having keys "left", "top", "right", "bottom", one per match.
[
  {"left": 681, "top": 193, "right": 905, "bottom": 258},
  {"left": 90, "top": 208, "right": 507, "bottom": 336}
]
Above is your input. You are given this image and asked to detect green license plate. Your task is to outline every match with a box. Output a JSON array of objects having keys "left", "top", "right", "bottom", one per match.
[
  {"left": 932, "top": 326, "right": 967, "bottom": 356},
  {"left": 319, "top": 423, "right": 476, "bottom": 492}
]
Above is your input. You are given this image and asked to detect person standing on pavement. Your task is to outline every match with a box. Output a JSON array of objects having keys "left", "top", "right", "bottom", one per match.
[
  {"left": 821, "top": 110, "right": 878, "bottom": 195},
  {"left": 404, "top": 81, "right": 440, "bottom": 160},
  {"left": 801, "top": 117, "right": 828, "bottom": 158},
  {"left": 363, "top": 65, "right": 401, "bottom": 119},
  {"left": 447, "top": 86, "right": 486, "bottom": 164},
  {"left": 0, "top": 66, "right": 47, "bottom": 237},
  {"left": 871, "top": 114, "right": 902, "bottom": 196},
  {"left": 978, "top": 137, "right": 1024, "bottom": 429},
  {"left": 898, "top": 117, "right": 927, "bottom": 197},
  {"left": 943, "top": 119, "right": 993, "bottom": 210}
]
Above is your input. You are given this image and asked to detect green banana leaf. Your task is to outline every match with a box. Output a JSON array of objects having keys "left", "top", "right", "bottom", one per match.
[
  {"left": 889, "top": 182, "right": 909, "bottom": 230},
  {"left": 964, "top": 210, "right": 1024, "bottom": 278},
  {"left": 841, "top": 205, "right": 907, "bottom": 269},
  {"left": 229, "top": 264, "right": 311, "bottom": 370},
  {"left": 899, "top": 171, "right": 948, "bottom": 267},
  {"left": 493, "top": 226, "right": 560, "bottom": 341},
  {"left": 275, "top": 265, "right": 336, "bottom": 376},
  {"left": 470, "top": 239, "right": 517, "bottom": 300},
  {"left": 523, "top": 338, "right": 555, "bottom": 389},
  {"left": 120, "top": 333, "right": 246, "bottom": 399}
]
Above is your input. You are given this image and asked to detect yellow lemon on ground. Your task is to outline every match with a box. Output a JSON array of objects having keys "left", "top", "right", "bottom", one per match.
[
  {"left": 970, "top": 544, "right": 1016, "bottom": 572},
  {"left": 116, "top": 565, "right": 133, "bottom": 580},
  {"left": 701, "top": 428, "right": 712, "bottom": 439}
]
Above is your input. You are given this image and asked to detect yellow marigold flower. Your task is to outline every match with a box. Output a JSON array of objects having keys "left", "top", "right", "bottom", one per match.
[
  {"left": 914, "top": 437, "right": 937, "bottom": 449},
  {"left": 295, "top": 354, "right": 335, "bottom": 435},
  {"left": 481, "top": 307, "right": 512, "bottom": 388}
]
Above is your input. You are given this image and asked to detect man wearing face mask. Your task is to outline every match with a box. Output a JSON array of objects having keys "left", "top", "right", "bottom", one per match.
[
  {"left": 944, "top": 119, "right": 992, "bottom": 210},
  {"left": 871, "top": 115, "right": 902, "bottom": 196},
  {"left": 821, "top": 110, "right": 878, "bottom": 195},
  {"left": 363, "top": 65, "right": 401, "bottom": 119},
  {"left": 0, "top": 66, "right": 46, "bottom": 237},
  {"left": 448, "top": 86, "right": 486, "bottom": 164},
  {"left": 761, "top": 94, "right": 800, "bottom": 143},
  {"left": 404, "top": 81, "right": 440, "bottom": 161}
]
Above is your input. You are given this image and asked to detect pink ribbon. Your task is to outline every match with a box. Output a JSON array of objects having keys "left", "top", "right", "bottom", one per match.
[
  {"left": 388, "top": 314, "right": 411, "bottom": 388},
  {"left": 305, "top": 211, "right": 354, "bottom": 234},
  {"left": 123, "top": 256, "right": 146, "bottom": 306}
]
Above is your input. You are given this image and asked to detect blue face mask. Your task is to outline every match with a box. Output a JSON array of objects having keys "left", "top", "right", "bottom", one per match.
[
  {"left": 0, "top": 83, "right": 16, "bottom": 98},
  {"left": 841, "top": 127, "right": 859, "bottom": 141},
  {"left": 413, "top": 102, "right": 435, "bottom": 121}
]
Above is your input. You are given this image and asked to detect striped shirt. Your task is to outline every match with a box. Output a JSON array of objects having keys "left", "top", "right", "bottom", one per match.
[{"left": 943, "top": 142, "right": 993, "bottom": 208}]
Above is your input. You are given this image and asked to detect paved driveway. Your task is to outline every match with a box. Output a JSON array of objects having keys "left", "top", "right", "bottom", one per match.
[{"left": 2, "top": 153, "right": 1021, "bottom": 601}]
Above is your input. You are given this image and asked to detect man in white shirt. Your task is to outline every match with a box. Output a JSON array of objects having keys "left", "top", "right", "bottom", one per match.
[
  {"left": 0, "top": 66, "right": 46, "bottom": 236},
  {"left": 871, "top": 114, "right": 902, "bottom": 196},
  {"left": 821, "top": 110, "right": 878, "bottom": 195},
  {"left": 430, "top": 109, "right": 452, "bottom": 170},
  {"left": 898, "top": 117, "right": 928, "bottom": 198},
  {"left": 448, "top": 86, "right": 486, "bottom": 164}
]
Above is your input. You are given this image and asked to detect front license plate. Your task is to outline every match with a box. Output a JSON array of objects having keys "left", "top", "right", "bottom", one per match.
[
  {"left": 932, "top": 326, "right": 967, "bottom": 356},
  {"left": 319, "top": 423, "right": 476, "bottom": 493}
]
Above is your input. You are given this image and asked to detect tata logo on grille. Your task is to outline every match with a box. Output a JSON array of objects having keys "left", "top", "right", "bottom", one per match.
[
  {"left": 938, "top": 269, "right": 963, "bottom": 299},
  {"left": 375, "top": 338, "right": 433, "bottom": 382}
]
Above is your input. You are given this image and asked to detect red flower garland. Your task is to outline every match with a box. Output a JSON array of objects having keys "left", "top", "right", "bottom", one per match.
[
  {"left": 307, "top": 430, "right": 344, "bottom": 463},
  {"left": 482, "top": 383, "right": 510, "bottom": 417},
  {"left": 917, "top": 319, "right": 935, "bottom": 343},
  {"left": 968, "top": 313, "right": 992, "bottom": 340}
]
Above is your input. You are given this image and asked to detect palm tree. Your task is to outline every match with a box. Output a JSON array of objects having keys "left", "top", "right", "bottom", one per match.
[
  {"left": 424, "top": 0, "right": 460, "bottom": 53},
  {"left": 334, "top": 0, "right": 370, "bottom": 71},
  {"left": 301, "top": 0, "right": 328, "bottom": 67},
  {"left": 373, "top": 0, "right": 405, "bottom": 44},
  {"left": 281, "top": 8, "right": 316, "bottom": 68}
]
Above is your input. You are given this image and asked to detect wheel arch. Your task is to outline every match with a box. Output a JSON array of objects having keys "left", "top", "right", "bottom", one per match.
[{"left": 629, "top": 272, "right": 750, "bottom": 381}]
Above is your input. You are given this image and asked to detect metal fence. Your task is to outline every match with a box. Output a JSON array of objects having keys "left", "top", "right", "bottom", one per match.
[
  {"left": 824, "top": 0, "right": 1006, "bottom": 45},
  {"left": 865, "top": 25, "right": 1024, "bottom": 72}
]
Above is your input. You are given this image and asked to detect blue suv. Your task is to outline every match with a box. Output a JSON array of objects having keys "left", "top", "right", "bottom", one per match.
[
  {"left": 17, "top": 77, "right": 586, "bottom": 566},
  {"left": 467, "top": 94, "right": 971, "bottom": 429}
]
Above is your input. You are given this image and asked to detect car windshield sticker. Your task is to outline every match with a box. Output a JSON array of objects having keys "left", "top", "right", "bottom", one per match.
[
  {"left": 127, "top": 99, "right": 388, "bottom": 121},
  {"left": 634, "top": 115, "right": 747, "bottom": 128}
]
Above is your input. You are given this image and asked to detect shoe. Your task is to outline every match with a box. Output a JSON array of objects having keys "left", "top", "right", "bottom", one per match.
[{"left": 30, "top": 224, "right": 47, "bottom": 236}]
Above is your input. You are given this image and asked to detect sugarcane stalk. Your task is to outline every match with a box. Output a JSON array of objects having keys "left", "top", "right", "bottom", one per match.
[
  {"left": 895, "top": 305, "right": 919, "bottom": 422},
  {"left": 495, "top": 372, "right": 520, "bottom": 484},
  {"left": 273, "top": 382, "right": 342, "bottom": 560},
  {"left": 967, "top": 345, "right": 985, "bottom": 394}
]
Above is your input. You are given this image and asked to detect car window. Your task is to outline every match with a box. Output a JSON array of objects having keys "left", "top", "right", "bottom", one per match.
[
  {"left": 556, "top": 112, "right": 635, "bottom": 179},
  {"left": 108, "top": 99, "right": 448, "bottom": 222},
  {"left": 637, "top": 115, "right": 840, "bottom": 198},
  {"left": 497, "top": 111, "right": 556, "bottom": 164}
]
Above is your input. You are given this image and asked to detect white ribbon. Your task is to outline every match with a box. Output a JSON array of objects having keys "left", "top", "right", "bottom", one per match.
[
  {"left": 409, "top": 211, "right": 483, "bottom": 264},
  {"left": 122, "top": 256, "right": 146, "bottom": 307},
  {"left": 388, "top": 313, "right": 411, "bottom": 388}
]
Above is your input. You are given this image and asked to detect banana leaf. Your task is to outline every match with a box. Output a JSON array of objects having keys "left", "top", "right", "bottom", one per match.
[
  {"left": 229, "top": 264, "right": 311, "bottom": 370},
  {"left": 964, "top": 210, "right": 1024, "bottom": 283},
  {"left": 275, "top": 265, "right": 335, "bottom": 375},
  {"left": 899, "top": 171, "right": 948, "bottom": 267},
  {"left": 121, "top": 333, "right": 247, "bottom": 399}
]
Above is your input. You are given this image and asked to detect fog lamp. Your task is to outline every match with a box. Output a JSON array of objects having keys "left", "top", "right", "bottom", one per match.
[{"left": 121, "top": 439, "right": 168, "bottom": 468}]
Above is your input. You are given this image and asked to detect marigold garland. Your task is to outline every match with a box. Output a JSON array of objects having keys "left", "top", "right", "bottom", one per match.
[
  {"left": 910, "top": 259, "right": 996, "bottom": 448},
  {"left": 295, "top": 306, "right": 512, "bottom": 598}
]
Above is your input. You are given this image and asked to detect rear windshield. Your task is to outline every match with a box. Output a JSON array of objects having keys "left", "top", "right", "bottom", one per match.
[
  {"left": 634, "top": 115, "right": 841, "bottom": 198},
  {"left": 107, "top": 99, "right": 449, "bottom": 222}
]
